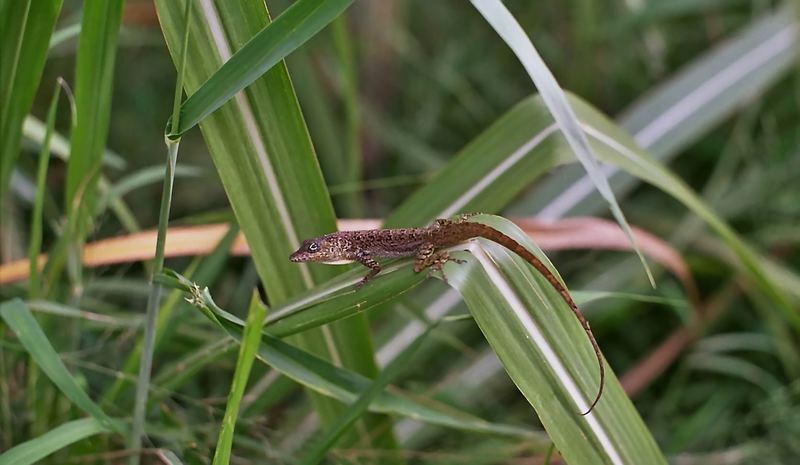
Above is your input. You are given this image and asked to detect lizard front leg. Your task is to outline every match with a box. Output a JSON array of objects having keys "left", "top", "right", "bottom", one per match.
[{"left": 355, "top": 252, "right": 381, "bottom": 289}]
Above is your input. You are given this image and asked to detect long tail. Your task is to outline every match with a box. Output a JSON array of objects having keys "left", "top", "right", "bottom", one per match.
[{"left": 463, "top": 222, "right": 604, "bottom": 415}]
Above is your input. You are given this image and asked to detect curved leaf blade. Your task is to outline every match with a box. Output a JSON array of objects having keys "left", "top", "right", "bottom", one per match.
[
  {"left": 170, "top": 0, "right": 352, "bottom": 137},
  {"left": 176, "top": 282, "right": 539, "bottom": 439},
  {"left": 442, "top": 216, "right": 666, "bottom": 465},
  {"left": 469, "top": 0, "right": 655, "bottom": 285},
  {"left": 527, "top": 7, "right": 798, "bottom": 218}
]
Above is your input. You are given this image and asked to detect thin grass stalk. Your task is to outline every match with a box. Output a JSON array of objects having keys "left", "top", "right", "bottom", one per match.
[
  {"left": 23, "top": 79, "right": 63, "bottom": 448},
  {"left": 28, "top": 81, "right": 61, "bottom": 299},
  {"left": 128, "top": 2, "right": 192, "bottom": 461},
  {"left": 127, "top": 141, "right": 176, "bottom": 461}
]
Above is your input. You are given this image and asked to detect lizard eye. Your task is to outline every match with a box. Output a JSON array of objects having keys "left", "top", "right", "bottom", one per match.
[{"left": 307, "top": 242, "right": 319, "bottom": 252}]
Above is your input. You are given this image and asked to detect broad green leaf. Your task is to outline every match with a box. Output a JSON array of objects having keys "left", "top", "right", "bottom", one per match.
[
  {"left": 441, "top": 215, "right": 666, "bottom": 465},
  {"left": 0, "top": 418, "right": 113, "bottom": 465},
  {"left": 469, "top": 0, "right": 655, "bottom": 286},
  {"left": 390, "top": 91, "right": 796, "bottom": 328},
  {"left": 569, "top": 96, "right": 799, "bottom": 330},
  {"left": 519, "top": 7, "right": 799, "bottom": 218},
  {"left": 155, "top": 0, "right": 392, "bottom": 447},
  {"left": 169, "top": 0, "right": 353, "bottom": 137},
  {"left": 0, "top": 299, "right": 122, "bottom": 433},
  {"left": 380, "top": 11, "right": 800, "bottom": 431},
  {"left": 0, "top": 0, "right": 62, "bottom": 205},
  {"left": 263, "top": 264, "right": 426, "bottom": 337}
]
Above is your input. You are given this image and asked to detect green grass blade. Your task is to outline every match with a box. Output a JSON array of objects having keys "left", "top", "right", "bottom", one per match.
[
  {"left": 263, "top": 265, "right": 425, "bottom": 337},
  {"left": 170, "top": 0, "right": 353, "bottom": 137},
  {"left": 0, "top": 417, "right": 112, "bottom": 465},
  {"left": 27, "top": 299, "right": 142, "bottom": 328},
  {"left": 392, "top": 89, "right": 795, "bottom": 328},
  {"left": 65, "top": 0, "right": 124, "bottom": 233},
  {"left": 441, "top": 215, "right": 666, "bottom": 465},
  {"left": 27, "top": 80, "right": 62, "bottom": 299},
  {"left": 0, "top": 0, "right": 62, "bottom": 205},
  {"left": 469, "top": 0, "right": 655, "bottom": 286},
  {"left": 569, "top": 96, "right": 800, "bottom": 330},
  {"left": 211, "top": 294, "right": 266, "bottom": 465},
  {"left": 0, "top": 299, "right": 121, "bottom": 433},
  {"left": 159, "top": 262, "right": 423, "bottom": 340},
  {"left": 524, "top": 7, "right": 798, "bottom": 218}
]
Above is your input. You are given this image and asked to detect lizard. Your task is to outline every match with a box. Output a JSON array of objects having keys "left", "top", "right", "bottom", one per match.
[{"left": 289, "top": 214, "right": 604, "bottom": 414}]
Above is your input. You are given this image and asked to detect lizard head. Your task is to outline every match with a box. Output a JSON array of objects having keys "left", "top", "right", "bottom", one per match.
[{"left": 289, "top": 234, "right": 355, "bottom": 264}]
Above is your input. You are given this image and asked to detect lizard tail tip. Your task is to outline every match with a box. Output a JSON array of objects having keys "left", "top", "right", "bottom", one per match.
[{"left": 579, "top": 369, "right": 604, "bottom": 416}]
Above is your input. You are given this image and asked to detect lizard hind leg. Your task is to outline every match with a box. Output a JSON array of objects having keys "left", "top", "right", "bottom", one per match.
[
  {"left": 432, "top": 212, "right": 482, "bottom": 228},
  {"left": 414, "top": 244, "right": 466, "bottom": 285},
  {"left": 455, "top": 212, "right": 486, "bottom": 223}
]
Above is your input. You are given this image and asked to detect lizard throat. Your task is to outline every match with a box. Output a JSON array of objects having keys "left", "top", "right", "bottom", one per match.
[{"left": 320, "top": 259, "right": 356, "bottom": 265}]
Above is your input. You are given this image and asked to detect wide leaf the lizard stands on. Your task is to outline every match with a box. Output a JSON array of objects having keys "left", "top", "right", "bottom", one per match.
[{"left": 290, "top": 214, "right": 604, "bottom": 414}]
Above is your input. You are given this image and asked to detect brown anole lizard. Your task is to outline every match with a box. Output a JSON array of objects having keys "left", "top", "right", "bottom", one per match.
[{"left": 289, "top": 214, "right": 604, "bottom": 414}]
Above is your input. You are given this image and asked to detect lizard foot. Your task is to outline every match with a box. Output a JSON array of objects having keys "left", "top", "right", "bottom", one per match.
[
  {"left": 427, "top": 251, "right": 466, "bottom": 285},
  {"left": 455, "top": 212, "right": 487, "bottom": 223}
]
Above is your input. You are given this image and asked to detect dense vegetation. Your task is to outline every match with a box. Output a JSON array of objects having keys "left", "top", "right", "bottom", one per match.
[{"left": 1, "top": 0, "right": 798, "bottom": 464}]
